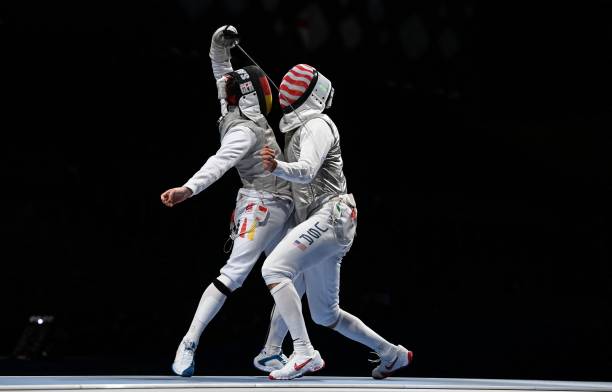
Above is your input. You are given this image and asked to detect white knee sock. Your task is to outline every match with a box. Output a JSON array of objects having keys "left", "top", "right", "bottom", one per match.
[
  {"left": 333, "top": 309, "right": 395, "bottom": 357},
  {"left": 184, "top": 283, "right": 227, "bottom": 345},
  {"left": 263, "top": 305, "right": 289, "bottom": 354},
  {"left": 270, "top": 280, "right": 314, "bottom": 357},
  {"left": 263, "top": 276, "right": 306, "bottom": 354}
]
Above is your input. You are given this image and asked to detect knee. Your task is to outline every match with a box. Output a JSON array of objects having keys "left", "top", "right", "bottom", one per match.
[
  {"left": 311, "top": 306, "right": 341, "bottom": 328},
  {"left": 214, "top": 275, "right": 237, "bottom": 296},
  {"left": 261, "top": 261, "right": 275, "bottom": 284},
  {"left": 261, "top": 258, "right": 291, "bottom": 287}
]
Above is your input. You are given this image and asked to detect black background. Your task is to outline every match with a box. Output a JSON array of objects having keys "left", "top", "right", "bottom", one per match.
[{"left": 2, "top": 0, "right": 612, "bottom": 381}]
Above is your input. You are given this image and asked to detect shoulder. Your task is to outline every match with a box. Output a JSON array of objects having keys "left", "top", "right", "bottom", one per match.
[
  {"left": 303, "top": 117, "right": 332, "bottom": 134},
  {"left": 302, "top": 116, "right": 337, "bottom": 142},
  {"left": 226, "top": 124, "right": 254, "bottom": 135},
  {"left": 224, "top": 125, "right": 257, "bottom": 143}
]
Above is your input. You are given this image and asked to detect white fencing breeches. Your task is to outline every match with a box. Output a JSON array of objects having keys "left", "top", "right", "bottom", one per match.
[
  {"left": 261, "top": 195, "right": 357, "bottom": 326},
  {"left": 219, "top": 189, "right": 294, "bottom": 291}
]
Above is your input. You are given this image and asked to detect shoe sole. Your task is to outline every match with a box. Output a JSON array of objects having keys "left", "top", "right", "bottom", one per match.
[
  {"left": 172, "top": 363, "right": 194, "bottom": 377},
  {"left": 254, "top": 358, "right": 287, "bottom": 373},
  {"left": 372, "top": 350, "right": 413, "bottom": 380},
  {"left": 255, "top": 364, "right": 282, "bottom": 373},
  {"left": 268, "top": 360, "right": 325, "bottom": 380}
]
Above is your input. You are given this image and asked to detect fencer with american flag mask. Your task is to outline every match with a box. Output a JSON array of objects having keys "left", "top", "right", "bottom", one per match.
[{"left": 259, "top": 64, "right": 413, "bottom": 380}]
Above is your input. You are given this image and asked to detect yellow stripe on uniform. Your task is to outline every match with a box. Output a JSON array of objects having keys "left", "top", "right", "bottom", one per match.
[{"left": 247, "top": 220, "right": 258, "bottom": 241}]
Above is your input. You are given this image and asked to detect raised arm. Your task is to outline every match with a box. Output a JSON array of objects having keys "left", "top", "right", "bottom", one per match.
[
  {"left": 262, "top": 118, "right": 334, "bottom": 184},
  {"left": 210, "top": 25, "right": 239, "bottom": 80}
]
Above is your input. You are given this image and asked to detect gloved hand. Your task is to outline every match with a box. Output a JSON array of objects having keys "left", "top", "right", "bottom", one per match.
[{"left": 210, "top": 25, "right": 239, "bottom": 63}]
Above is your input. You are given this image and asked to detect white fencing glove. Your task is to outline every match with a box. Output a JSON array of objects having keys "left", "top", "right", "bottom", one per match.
[{"left": 209, "top": 25, "right": 239, "bottom": 63}]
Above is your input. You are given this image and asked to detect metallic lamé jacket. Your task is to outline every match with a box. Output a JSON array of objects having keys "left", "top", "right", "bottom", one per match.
[
  {"left": 283, "top": 114, "right": 347, "bottom": 222},
  {"left": 218, "top": 109, "right": 291, "bottom": 198}
]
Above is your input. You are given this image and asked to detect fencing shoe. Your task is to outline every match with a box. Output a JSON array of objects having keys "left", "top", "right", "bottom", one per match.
[
  {"left": 371, "top": 345, "right": 413, "bottom": 379},
  {"left": 171, "top": 338, "right": 197, "bottom": 377},
  {"left": 253, "top": 349, "right": 288, "bottom": 372},
  {"left": 269, "top": 350, "right": 324, "bottom": 380}
]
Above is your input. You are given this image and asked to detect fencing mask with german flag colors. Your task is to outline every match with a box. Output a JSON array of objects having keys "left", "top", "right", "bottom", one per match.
[{"left": 223, "top": 65, "right": 273, "bottom": 122}]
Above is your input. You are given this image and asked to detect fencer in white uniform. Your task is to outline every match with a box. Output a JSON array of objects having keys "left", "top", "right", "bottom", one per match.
[
  {"left": 160, "top": 26, "right": 294, "bottom": 377},
  {"left": 260, "top": 64, "right": 413, "bottom": 380}
]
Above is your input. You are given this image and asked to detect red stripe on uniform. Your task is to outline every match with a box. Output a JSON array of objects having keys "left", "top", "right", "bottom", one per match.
[{"left": 239, "top": 218, "right": 248, "bottom": 238}]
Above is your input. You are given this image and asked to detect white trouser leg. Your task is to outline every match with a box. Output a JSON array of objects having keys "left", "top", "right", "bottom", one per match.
[
  {"left": 262, "top": 200, "right": 353, "bottom": 355},
  {"left": 261, "top": 212, "right": 297, "bottom": 353},
  {"left": 305, "top": 258, "right": 394, "bottom": 356},
  {"left": 220, "top": 195, "right": 293, "bottom": 290},
  {"left": 298, "top": 201, "right": 394, "bottom": 356},
  {"left": 261, "top": 202, "right": 344, "bottom": 285},
  {"left": 263, "top": 196, "right": 391, "bottom": 356},
  {"left": 186, "top": 194, "right": 292, "bottom": 344}
]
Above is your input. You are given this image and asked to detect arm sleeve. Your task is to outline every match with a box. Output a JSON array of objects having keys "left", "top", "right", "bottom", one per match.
[
  {"left": 211, "top": 56, "right": 233, "bottom": 81},
  {"left": 272, "top": 118, "right": 334, "bottom": 184},
  {"left": 210, "top": 37, "right": 233, "bottom": 79},
  {"left": 183, "top": 127, "right": 256, "bottom": 196}
]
